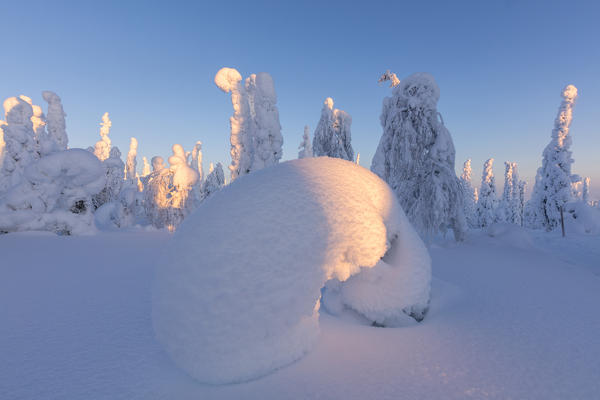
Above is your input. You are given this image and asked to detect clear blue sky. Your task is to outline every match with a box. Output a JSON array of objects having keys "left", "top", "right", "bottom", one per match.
[{"left": 2, "top": 0, "right": 599, "bottom": 198}]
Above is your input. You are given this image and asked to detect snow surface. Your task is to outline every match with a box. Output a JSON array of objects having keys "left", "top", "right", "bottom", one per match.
[
  {"left": 2, "top": 227, "right": 599, "bottom": 399},
  {"left": 152, "top": 157, "right": 431, "bottom": 384}
]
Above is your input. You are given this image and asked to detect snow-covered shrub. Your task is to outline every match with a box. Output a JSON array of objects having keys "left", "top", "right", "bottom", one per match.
[
  {"left": 0, "top": 149, "right": 104, "bottom": 235},
  {"left": 215, "top": 67, "right": 283, "bottom": 180},
  {"left": 563, "top": 201, "right": 600, "bottom": 235},
  {"left": 312, "top": 98, "right": 354, "bottom": 161},
  {"left": 298, "top": 125, "right": 313, "bottom": 158},
  {"left": 477, "top": 158, "right": 497, "bottom": 227},
  {"left": 152, "top": 157, "right": 431, "bottom": 384},
  {"left": 527, "top": 85, "right": 579, "bottom": 230},
  {"left": 371, "top": 72, "right": 466, "bottom": 241}
]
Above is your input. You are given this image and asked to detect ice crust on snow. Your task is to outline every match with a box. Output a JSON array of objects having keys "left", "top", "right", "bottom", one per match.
[{"left": 152, "top": 157, "right": 431, "bottom": 384}]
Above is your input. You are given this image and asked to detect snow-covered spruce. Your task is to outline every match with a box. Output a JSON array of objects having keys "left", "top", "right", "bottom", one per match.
[
  {"left": 312, "top": 98, "right": 354, "bottom": 161},
  {"left": 93, "top": 112, "right": 112, "bottom": 161},
  {"left": 371, "top": 72, "right": 466, "bottom": 241},
  {"left": 477, "top": 158, "right": 497, "bottom": 227},
  {"left": 527, "top": 85, "right": 578, "bottom": 230},
  {"left": 152, "top": 157, "right": 431, "bottom": 384},
  {"left": 125, "top": 137, "right": 138, "bottom": 184},
  {"left": 298, "top": 125, "right": 313, "bottom": 158},
  {"left": 200, "top": 162, "right": 224, "bottom": 201},
  {"left": 41, "top": 91, "right": 68, "bottom": 151},
  {"left": 460, "top": 159, "right": 477, "bottom": 228},
  {"left": 215, "top": 67, "right": 283, "bottom": 180},
  {"left": 0, "top": 149, "right": 104, "bottom": 234}
]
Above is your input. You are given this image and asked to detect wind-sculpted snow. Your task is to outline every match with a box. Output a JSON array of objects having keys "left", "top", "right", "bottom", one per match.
[{"left": 152, "top": 157, "right": 431, "bottom": 384}]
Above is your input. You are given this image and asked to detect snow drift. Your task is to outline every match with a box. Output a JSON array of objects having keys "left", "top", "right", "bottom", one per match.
[{"left": 152, "top": 157, "right": 431, "bottom": 384}]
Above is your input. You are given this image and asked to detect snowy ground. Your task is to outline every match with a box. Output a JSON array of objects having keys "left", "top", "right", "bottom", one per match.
[{"left": 1, "top": 229, "right": 599, "bottom": 399}]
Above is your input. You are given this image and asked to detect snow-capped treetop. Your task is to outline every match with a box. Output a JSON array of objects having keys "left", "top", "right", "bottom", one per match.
[
  {"left": 151, "top": 156, "right": 165, "bottom": 172},
  {"left": 142, "top": 156, "right": 151, "bottom": 177},
  {"left": 190, "top": 141, "right": 203, "bottom": 183},
  {"left": 378, "top": 70, "right": 400, "bottom": 87},
  {"left": 477, "top": 158, "right": 497, "bottom": 227},
  {"left": 214, "top": 67, "right": 243, "bottom": 93},
  {"left": 169, "top": 144, "right": 198, "bottom": 190},
  {"left": 200, "top": 161, "right": 225, "bottom": 201},
  {"left": 312, "top": 97, "right": 354, "bottom": 161},
  {"left": 41, "top": 91, "right": 68, "bottom": 150},
  {"left": 582, "top": 177, "right": 590, "bottom": 204},
  {"left": 298, "top": 125, "right": 313, "bottom": 159},
  {"left": 94, "top": 112, "right": 112, "bottom": 161},
  {"left": 18, "top": 96, "right": 46, "bottom": 138},
  {"left": 125, "top": 137, "right": 138, "bottom": 182},
  {"left": 4, "top": 96, "right": 33, "bottom": 125},
  {"left": 461, "top": 159, "right": 472, "bottom": 185},
  {"left": 391, "top": 72, "right": 440, "bottom": 112}
]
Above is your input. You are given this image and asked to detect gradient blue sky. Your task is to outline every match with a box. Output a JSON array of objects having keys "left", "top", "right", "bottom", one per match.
[{"left": 2, "top": 1, "right": 599, "bottom": 198}]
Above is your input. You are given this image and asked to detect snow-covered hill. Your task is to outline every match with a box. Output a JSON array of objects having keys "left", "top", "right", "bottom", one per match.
[{"left": 1, "top": 229, "right": 599, "bottom": 399}]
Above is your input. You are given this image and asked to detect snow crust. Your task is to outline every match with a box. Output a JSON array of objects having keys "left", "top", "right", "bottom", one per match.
[{"left": 152, "top": 157, "right": 431, "bottom": 384}]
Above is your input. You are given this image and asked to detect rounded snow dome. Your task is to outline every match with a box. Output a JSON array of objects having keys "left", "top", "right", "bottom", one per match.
[{"left": 152, "top": 157, "right": 431, "bottom": 384}]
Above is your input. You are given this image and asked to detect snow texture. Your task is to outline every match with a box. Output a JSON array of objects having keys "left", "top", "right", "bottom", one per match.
[
  {"left": 152, "top": 157, "right": 431, "bottom": 384},
  {"left": 312, "top": 98, "right": 354, "bottom": 161},
  {"left": 0, "top": 149, "right": 104, "bottom": 234},
  {"left": 298, "top": 125, "right": 313, "bottom": 158},
  {"left": 371, "top": 72, "right": 466, "bottom": 241},
  {"left": 528, "top": 85, "right": 578, "bottom": 230}
]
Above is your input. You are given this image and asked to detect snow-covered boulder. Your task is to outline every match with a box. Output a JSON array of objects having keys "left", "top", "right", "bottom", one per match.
[{"left": 152, "top": 157, "right": 431, "bottom": 384}]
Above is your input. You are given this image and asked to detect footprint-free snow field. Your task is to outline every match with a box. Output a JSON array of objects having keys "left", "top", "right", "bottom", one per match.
[{"left": 1, "top": 229, "right": 599, "bottom": 399}]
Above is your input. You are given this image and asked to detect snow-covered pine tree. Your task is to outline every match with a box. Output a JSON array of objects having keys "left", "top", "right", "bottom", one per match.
[
  {"left": 460, "top": 159, "right": 477, "bottom": 228},
  {"left": 0, "top": 97, "right": 39, "bottom": 192},
  {"left": 17, "top": 96, "right": 49, "bottom": 156},
  {"left": 93, "top": 112, "right": 112, "bottom": 161},
  {"left": 201, "top": 162, "right": 225, "bottom": 201},
  {"left": 125, "top": 137, "right": 138, "bottom": 184},
  {"left": 142, "top": 156, "right": 151, "bottom": 177},
  {"left": 93, "top": 146, "right": 125, "bottom": 209},
  {"left": 518, "top": 180, "right": 527, "bottom": 226},
  {"left": 582, "top": 177, "right": 590, "bottom": 205},
  {"left": 312, "top": 97, "right": 354, "bottom": 161},
  {"left": 371, "top": 72, "right": 466, "bottom": 241},
  {"left": 477, "top": 158, "right": 497, "bottom": 228},
  {"left": 298, "top": 125, "right": 313, "bottom": 159},
  {"left": 215, "top": 67, "right": 283, "bottom": 181},
  {"left": 527, "top": 85, "right": 578, "bottom": 230},
  {"left": 499, "top": 162, "right": 514, "bottom": 223},
  {"left": 41, "top": 91, "right": 68, "bottom": 151},
  {"left": 190, "top": 141, "right": 203, "bottom": 183},
  {"left": 509, "top": 162, "right": 522, "bottom": 225}
]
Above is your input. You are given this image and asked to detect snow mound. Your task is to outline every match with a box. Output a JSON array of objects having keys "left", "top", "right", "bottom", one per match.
[
  {"left": 485, "top": 222, "right": 534, "bottom": 249},
  {"left": 564, "top": 201, "right": 600, "bottom": 235},
  {"left": 152, "top": 157, "right": 431, "bottom": 384}
]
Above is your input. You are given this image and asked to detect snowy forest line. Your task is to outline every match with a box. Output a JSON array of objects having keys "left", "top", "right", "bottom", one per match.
[{"left": 0, "top": 68, "right": 597, "bottom": 237}]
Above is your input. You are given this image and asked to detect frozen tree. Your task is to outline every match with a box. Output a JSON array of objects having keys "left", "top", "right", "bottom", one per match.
[
  {"left": 151, "top": 156, "right": 165, "bottom": 172},
  {"left": 378, "top": 70, "right": 400, "bottom": 87},
  {"left": 0, "top": 149, "right": 104, "bottom": 235},
  {"left": 312, "top": 97, "right": 354, "bottom": 161},
  {"left": 0, "top": 122, "right": 5, "bottom": 176},
  {"left": 92, "top": 146, "right": 125, "bottom": 209},
  {"left": 460, "top": 159, "right": 477, "bottom": 227},
  {"left": 298, "top": 125, "right": 313, "bottom": 159},
  {"left": 200, "top": 162, "right": 225, "bottom": 201},
  {"left": 582, "top": 177, "right": 590, "bottom": 205},
  {"left": 93, "top": 112, "right": 112, "bottom": 161},
  {"left": 477, "top": 158, "right": 497, "bottom": 228},
  {"left": 142, "top": 156, "right": 151, "bottom": 177},
  {"left": 371, "top": 72, "right": 466, "bottom": 241},
  {"left": 528, "top": 85, "right": 578, "bottom": 230},
  {"left": 499, "top": 162, "right": 514, "bottom": 223},
  {"left": 42, "top": 91, "right": 68, "bottom": 151},
  {"left": 215, "top": 67, "right": 283, "bottom": 180},
  {"left": 518, "top": 180, "right": 527, "bottom": 226},
  {"left": 0, "top": 97, "right": 38, "bottom": 191},
  {"left": 125, "top": 137, "right": 138, "bottom": 184},
  {"left": 190, "top": 141, "right": 203, "bottom": 183},
  {"left": 244, "top": 72, "right": 283, "bottom": 170}
]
